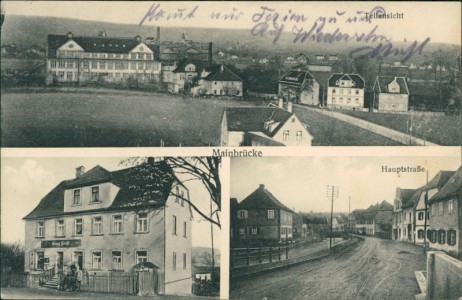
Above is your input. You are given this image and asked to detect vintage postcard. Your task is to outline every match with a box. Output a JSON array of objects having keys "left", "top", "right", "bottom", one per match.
[{"left": 1, "top": 1, "right": 460, "bottom": 147}]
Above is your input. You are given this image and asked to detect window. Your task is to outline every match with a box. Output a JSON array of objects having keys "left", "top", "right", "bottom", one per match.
[
  {"left": 92, "top": 216, "right": 103, "bottom": 235},
  {"left": 418, "top": 212, "right": 424, "bottom": 220},
  {"left": 173, "top": 252, "right": 177, "bottom": 270},
  {"left": 112, "top": 251, "right": 122, "bottom": 270},
  {"left": 56, "top": 219, "right": 65, "bottom": 237},
  {"left": 283, "top": 130, "right": 289, "bottom": 141},
  {"left": 239, "top": 228, "right": 245, "bottom": 235},
  {"left": 36, "top": 221, "right": 45, "bottom": 237},
  {"left": 251, "top": 227, "right": 258, "bottom": 235},
  {"left": 355, "top": 89, "right": 359, "bottom": 95},
  {"left": 438, "top": 229, "right": 445, "bottom": 244},
  {"left": 448, "top": 230, "right": 456, "bottom": 246},
  {"left": 175, "top": 186, "right": 180, "bottom": 203},
  {"left": 332, "top": 89, "right": 336, "bottom": 93},
  {"left": 74, "top": 218, "right": 83, "bottom": 236},
  {"left": 99, "top": 61, "right": 106, "bottom": 69},
  {"left": 91, "top": 186, "right": 100, "bottom": 203},
  {"left": 183, "top": 253, "right": 187, "bottom": 269},
  {"left": 138, "top": 53, "right": 144, "bottom": 60},
  {"left": 432, "top": 204, "right": 436, "bottom": 216},
  {"left": 417, "top": 229, "right": 424, "bottom": 239},
  {"left": 92, "top": 251, "right": 102, "bottom": 269},
  {"left": 172, "top": 216, "right": 177, "bottom": 235},
  {"left": 59, "top": 60, "right": 65, "bottom": 68},
  {"left": 183, "top": 221, "right": 187, "bottom": 238},
  {"left": 112, "top": 215, "right": 123, "bottom": 233},
  {"left": 108, "top": 62, "right": 113, "bottom": 70},
  {"left": 51, "top": 60, "right": 57, "bottom": 68},
  {"left": 72, "top": 189, "right": 81, "bottom": 205},
  {"left": 36, "top": 252, "right": 45, "bottom": 270},
  {"left": 91, "top": 61, "right": 97, "bottom": 69},
  {"left": 136, "top": 251, "right": 148, "bottom": 264},
  {"left": 58, "top": 71, "right": 65, "bottom": 79},
  {"left": 237, "top": 210, "right": 248, "bottom": 219},
  {"left": 66, "top": 72, "right": 73, "bottom": 80},
  {"left": 131, "top": 62, "right": 136, "bottom": 70},
  {"left": 448, "top": 200, "right": 454, "bottom": 214},
  {"left": 439, "top": 202, "right": 443, "bottom": 214},
  {"left": 136, "top": 213, "right": 148, "bottom": 233},
  {"left": 181, "top": 191, "right": 185, "bottom": 206},
  {"left": 296, "top": 131, "right": 302, "bottom": 141},
  {"left": 268, "top": 210, "right": 275, "bottom": 219},
  {"left": 146, "top": 54, "right": 152, "bottom": 60}
]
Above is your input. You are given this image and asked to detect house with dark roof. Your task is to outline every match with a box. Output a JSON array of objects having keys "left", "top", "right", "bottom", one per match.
[
  {"left": 46, "top": 32, "right": 161, "bottom": 85},
  {"left": 201, "top": 64, "right": 244, "bottom": 97},
  {"left": 220, "top": 103, "right": 313, "bottom": 146},
  {"left": 23, "top": 159, "right": 193, "bottom": 295},
  {"left": 278, "top": 68, "right": 320, "bottom": 106},
  {"left": 168, "top": 58, "right": 215, "bottom": 93},
  {"left": 372, "top": 76, "right": 410, "bottom": 112},
  {"left": 234, "top": 184, "right": 293, "bottom": 245},
  {"left": 354, "top": 201, "right": 393, "bottom": 238},
  {"left": 327, "top": 73, "right": 365, "bottom": 110},
  {"left": 414, "top": 170, "right": 455, "bottom": 245},
  {"left": 428, "top": 166, "right": 462, "bottom": 259},
  {"left": 392, "top": 187, "right": 416, "bottom": 241}
]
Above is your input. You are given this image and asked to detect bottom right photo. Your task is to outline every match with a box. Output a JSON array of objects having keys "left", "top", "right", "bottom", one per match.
[{"left": 229, "top": 156, "right": 461, "bottom": 300}]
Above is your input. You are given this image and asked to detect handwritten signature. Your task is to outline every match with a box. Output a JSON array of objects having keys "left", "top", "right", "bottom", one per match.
[{"left": 139, "top": 3, "right": 198, "bottom": 26}]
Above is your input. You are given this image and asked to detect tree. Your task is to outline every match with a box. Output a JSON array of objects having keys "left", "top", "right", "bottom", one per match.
[
  {"left": 1, "top": 242, "right": 25, "bottom": 272},
  {"left": 120, "top": 157, "right": 221, "bottom": 228}
]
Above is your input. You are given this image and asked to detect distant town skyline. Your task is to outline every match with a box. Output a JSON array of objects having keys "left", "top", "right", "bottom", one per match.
[
  {"left": 231, "top": 156, "right": 461, "bottom": 214},
  {"left": 1, "top": 157, "right": 220, "bottom": 248},
  {"left": 3, "top": 1, "right": 461, "bottom": 45}
]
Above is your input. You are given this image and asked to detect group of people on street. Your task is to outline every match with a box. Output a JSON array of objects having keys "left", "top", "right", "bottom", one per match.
[{"left": 59, "top": 263, "right": 83, "bottom": 292}]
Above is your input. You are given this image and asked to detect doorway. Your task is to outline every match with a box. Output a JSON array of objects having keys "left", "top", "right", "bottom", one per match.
[
  {"left": 57, "top": 252, "right": 64, "bottom": 272},
  {"left": 73, "top": 251, "right": 84, "bottom": 271}
]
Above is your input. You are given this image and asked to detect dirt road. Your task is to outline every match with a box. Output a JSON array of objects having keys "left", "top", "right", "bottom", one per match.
[{"left": 231, "top": 237, "right": 426, "bottom": 300}]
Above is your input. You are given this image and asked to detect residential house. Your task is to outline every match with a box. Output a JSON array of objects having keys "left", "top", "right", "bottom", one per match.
[
  {"left": 428, "top": 166, "right": 462, "bottom": 259},
  {"left": 234, "top": 184, "right": 293, "bottom": 246},
  {"left": 402, "top": 188, "right": 424, "bottom": 243},
  {"left": 327, "top": 73, "right": 365, "bottom": 110},
  {"left": 332, "top": 214, "right": 348, "bottom": 231},
  {"left": 372, "top": 76, "right": 410, "bottom": 112},
  {"left": 355, "top": 201, "right": 393, "bottom": 238},
  {"left": 23, "top": 159, "right": 193, "bottom": 295},
  {"left": 302, "top": 213, "right": 329, "bottom": 239},
  {"left": 201, "top": 64, "right": 244, "bottom": 97},
  {"left": 169, "top": 59, "right": 213, "bottom": 93},
  {"left": 158, "top": 31, "right": 211, "bottom": 62},
  {"left": 348, "top": 209, "right": 364, "bottom": 233},
  {"left": 414, "top": 171, "right": 455, "bottom": 245},
  {"left": 220, "top": 103, "right": 313, "bottom": 146},
  {"left": 278, "top": 68, "right": 320, "bottom": 106},
  {"left": 392, "top": 188, "right": 416, "bottom": 241},
  {"left": 46, "top": 32, "right": 161, "bottom": 85}
]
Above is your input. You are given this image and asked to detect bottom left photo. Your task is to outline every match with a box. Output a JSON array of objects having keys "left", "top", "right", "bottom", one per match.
[{"left": 1, "top": 156, "right": 221, "bottom": 298}]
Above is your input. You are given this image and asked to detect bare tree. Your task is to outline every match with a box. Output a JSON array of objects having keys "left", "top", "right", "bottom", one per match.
[{"left": 120, "top": 157, "right": 221, "bottom": 228}]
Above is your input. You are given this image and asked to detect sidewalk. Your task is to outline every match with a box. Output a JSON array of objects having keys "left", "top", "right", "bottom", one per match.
[{"left": 296, "top": 105, "right": 440, "bottom": 146}]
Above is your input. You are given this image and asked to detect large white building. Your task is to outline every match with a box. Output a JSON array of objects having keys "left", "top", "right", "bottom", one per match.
[
  {"left": 46, "top": 32, "right": 161, "bottom": 85},
  {"left": 326, "top": 73, "right": 365, "bottom": 110},
  {"left": 23, "top": 159, "right": 193, "bottom": 295}
]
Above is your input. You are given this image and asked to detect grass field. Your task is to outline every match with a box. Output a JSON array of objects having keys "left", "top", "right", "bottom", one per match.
[
  {"left": 2, "top": 88, "right": 402, "bottom": 147},
  {"left": 339, "top": 110, "right": 461, "bottom": 146}
]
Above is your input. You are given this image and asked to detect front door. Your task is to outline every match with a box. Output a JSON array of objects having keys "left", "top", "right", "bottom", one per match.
[
  {"left": 74, "top": 251, "right": 83, "bottom": 271},
  {"left": 57, "top": 252, "right": 64, "bottom": 272}
]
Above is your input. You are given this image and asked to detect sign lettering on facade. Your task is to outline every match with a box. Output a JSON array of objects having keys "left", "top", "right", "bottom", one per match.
[{"left": 41, "top": 239, "right": 81, "bottom": 248}]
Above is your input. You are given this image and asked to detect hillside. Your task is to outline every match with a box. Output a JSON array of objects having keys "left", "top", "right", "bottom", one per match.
[{"left": 2, "top": 15, "right": 459, "bottom": 63}]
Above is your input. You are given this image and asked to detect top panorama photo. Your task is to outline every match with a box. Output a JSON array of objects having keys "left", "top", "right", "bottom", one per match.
[{"left": 1, "top": 1, "right": 460, "bottom": 147}]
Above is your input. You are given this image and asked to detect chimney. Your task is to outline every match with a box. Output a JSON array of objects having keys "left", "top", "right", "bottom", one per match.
[
  {"left": 287, "top": 102, "right": 293, "bottom": 113},
  {"left": 259, "top": 184, "right": 265, "bottom": 189},
  {"left": 135, "top": 35, "right": 141, "bottom": 42},
  {"left": 278, "top": 98, "right": 283, "bottom": 108},
  {"left": 66, "top": 32, "right": 73, "bottom": 39},
  {"left": 75, "top": 166, "right": 85, "bottom": 178},
  {"left": 208, "top": 42, "right": 213, "bottom": 67},
  {"left": 147, "top": 157, "right": 155, "bottom": 165},
  {"left": 220, "top": 64, "right": 224, "bottom": 72},
  {"left": 156, "top": 27, "right": 160, "bottom": 44},
  {"left": 181, "top": 32, "right": 186, "bottom": 44}
]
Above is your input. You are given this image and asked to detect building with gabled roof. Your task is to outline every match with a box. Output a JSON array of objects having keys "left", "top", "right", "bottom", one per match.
[
  {"left": 234, "top": 184, "right": 293, "bottom": 245},
  {"left": 202, "top": 64, "right": 244, "bottom": 97},
  {"left": 414, "top": 170, "right": 455, "bottom": 245},
  {"left": 327, "top": 73, "right": 365, "bottom": 110},
  {"left": 23, "top": 159, "right": 194, "bottom": 295},
  {"left": 278, "top": 68, "right": 320, "bottom": 106},
  {"left": 46, "top": 32, "right": 161, "bottom": 85},
  {"left": 428, "top": 166, "right": 462, "bottom": 259},
  {"left": 372, "top": 76, "right": 410, "bottom": 112},
  {"left": 354, "top": 201, "right": 393, "bottom": 238},
  {"left": 220, "top": 104, "right": 313, "bottom": 147},
  {"left": 392, "top": 187, "right": 416, "bottom": 241}
]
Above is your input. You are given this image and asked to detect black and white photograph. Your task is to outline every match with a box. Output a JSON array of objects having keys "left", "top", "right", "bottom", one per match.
[
  {"left": 1, "top": 156, "right": 221, "bottom": 299},
  {"left": 1, "top": 1, "right": 460, "bottom": 147},
  {"left": 230, "top": 156, "right": 461, "bottom": 300}
]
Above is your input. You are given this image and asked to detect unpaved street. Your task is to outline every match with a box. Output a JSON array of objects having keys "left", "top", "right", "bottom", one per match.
[{"left": 231, "top": 237, "right": 426, "bottom": 300}]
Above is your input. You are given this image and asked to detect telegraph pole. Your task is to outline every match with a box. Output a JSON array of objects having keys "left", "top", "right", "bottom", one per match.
[
  {"left": 423, "top": 170, "right": 429, "bottom": 254},
  {"left": 327, "top": 185, "right": 339, "bottom": 251}
]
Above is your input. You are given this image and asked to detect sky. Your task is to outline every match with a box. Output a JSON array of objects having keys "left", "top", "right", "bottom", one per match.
[
  {"left": 2, "top": 1, "right": 461, "bottom": 45},
  {"left": 1, "top": 157, "right": 220, "bottom": 249},
  {"left": 230, "top": 156, "right": 461, "bottom": 214}
]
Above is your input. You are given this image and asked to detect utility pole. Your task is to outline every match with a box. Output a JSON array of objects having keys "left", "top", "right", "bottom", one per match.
[
  {"left": 327, "top": 185, "right": 339, "bottom": 251},
  {"left": 423, "top": 170, "right": 429, "bottom": 254},
  {"left": 349, "top": 196, "right": 351, "bottom": 240}
]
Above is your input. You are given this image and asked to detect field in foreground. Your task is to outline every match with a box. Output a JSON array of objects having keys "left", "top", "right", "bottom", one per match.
[
  {"left": 2, "top": 88, "right": 402, "bottom": 147},
  {"left": 340, "top": 110, "right": 461, "bottom": 146}
]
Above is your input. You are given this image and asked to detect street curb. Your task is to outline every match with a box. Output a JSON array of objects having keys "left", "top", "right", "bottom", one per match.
[{"left": 231, "top": 238, "right": 361, "bottom": 280}]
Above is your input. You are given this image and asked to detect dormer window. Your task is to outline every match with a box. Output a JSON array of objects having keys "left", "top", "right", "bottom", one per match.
[
  {"left": 91, "top": 186, "right": 100, "bottom": 203},
  {"left": 237, "top": 210, "right": 248, "bottom": 219}
]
